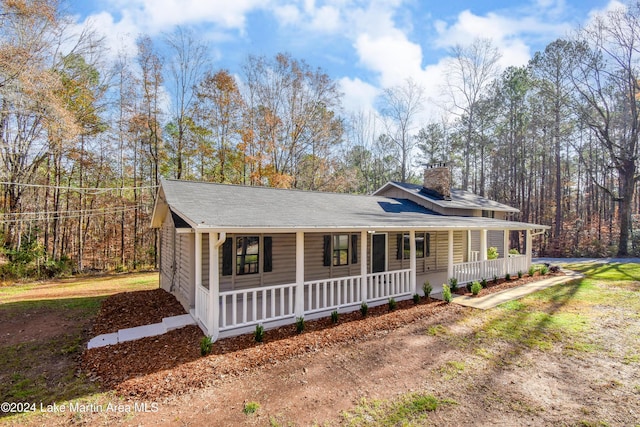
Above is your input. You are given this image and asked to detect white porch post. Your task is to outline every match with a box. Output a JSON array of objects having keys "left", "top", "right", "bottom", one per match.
[
  {"left": 447, "top": 230, "right": 454, "bottom": 280},
  {"left": 208, "top": 233, "right": 220, "bottom": 341},
  {"left": 194, "top": 231, "right": 202, "bottom": 326},
  {"left": 480, "top": 229, "right": 488, "bottom": 279},
  {"left": 410, "top": 230, "right": 417, "bottom": 294},
  {"left": 360, "top": 231, "right": 368, "bottom": 302},
  {"left": 503, "top": 229, "right": 510, "bottom": 275},
  {"left": 295, "top": 231, "right": 305, "bottom": 318},
  {"left": 526, "top": 229, "right": 532, "bottom": 268}
]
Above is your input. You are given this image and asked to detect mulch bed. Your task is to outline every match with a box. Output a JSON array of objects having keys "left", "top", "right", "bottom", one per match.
[
  {"left": 91, "top": 288, "right": 187, "bottom": 336},
  {"left": 82, "top": 271, "right": 563, "bottom": 399}
]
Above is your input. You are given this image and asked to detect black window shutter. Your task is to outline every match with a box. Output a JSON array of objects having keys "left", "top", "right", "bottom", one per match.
[
  {"left": 323, "top": 235, "right": 331, "bottom": 266},
  {"left": 222, "top": 237, "right": 233, "bottom": 276},
  {"left": 426, "top": 233, "right": 431, "bottom": 257},
  {"left": 351, "top": 234, "right": 358, "bottom": 264},
  {"left": 396, "top": 234, "right": 403, "bottom": 260},
  {"left": 264, "top": 236, "right": 273, "bottom": 272}
]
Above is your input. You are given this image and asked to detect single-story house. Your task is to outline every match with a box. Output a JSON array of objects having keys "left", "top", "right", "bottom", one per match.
[{"left": 150, "top": 164, "right": 548, "bottom": 340}]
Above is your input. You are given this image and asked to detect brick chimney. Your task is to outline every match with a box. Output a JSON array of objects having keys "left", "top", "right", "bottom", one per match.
[{"left": 422, "top": 163, "right": 451, "bottom": 200}]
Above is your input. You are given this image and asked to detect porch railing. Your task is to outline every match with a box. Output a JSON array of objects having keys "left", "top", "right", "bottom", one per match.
[
  {"left": 304, "top": 275, "right": 362, "bottom": 314},
  {"left": 367, "top": 269, "right": 412, "bottom": 301},
  {"left": 219, "top": 283, "right": 296, "bottom": 331},
  {"left": 452, "top": 255, "right": 528, "bottom": 284},
  {"left": 195, "top": 285, "right": 209, "bottom": 328}
]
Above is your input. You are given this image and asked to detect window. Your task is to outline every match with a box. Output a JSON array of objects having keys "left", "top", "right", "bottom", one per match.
[
  {"left": 333, "top": 234, "right": 349, "bottom": 266},
  {"left": 236, "top": 236, "right": 259, "bottom": 275},
  {"left": 482, "top": 210, "right": 495, "bottom": 218},
  {"left": 398, "top": 233, "right": 430, "bottom": 259}
]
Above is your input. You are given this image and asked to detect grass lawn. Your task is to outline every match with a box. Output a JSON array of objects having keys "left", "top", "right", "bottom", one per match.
[{"left": 0, "top": 272, "right": 158, "bottom": 425}]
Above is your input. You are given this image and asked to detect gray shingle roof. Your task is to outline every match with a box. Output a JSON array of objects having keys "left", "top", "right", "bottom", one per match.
[
  {"left": 380, "top": 182, "right": 520, "bottom": 213},
  {"left": 153, "top": 179, "right": 546, "bottom": 232}
]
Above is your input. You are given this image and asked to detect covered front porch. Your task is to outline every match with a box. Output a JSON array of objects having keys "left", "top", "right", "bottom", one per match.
[{"left": 191, "top": 228, "right": 539, "bottom": 340}]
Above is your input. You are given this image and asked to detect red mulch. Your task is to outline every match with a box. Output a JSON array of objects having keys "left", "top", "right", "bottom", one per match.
[
  {"left": 91, "top": 288, "right": 187, "bottom": 336},
  {"left": 453, "top": 271, "right": 565, "bottom": 297},
  {"left": 82, "top": 272, "right": 562, "bottom": 399}
]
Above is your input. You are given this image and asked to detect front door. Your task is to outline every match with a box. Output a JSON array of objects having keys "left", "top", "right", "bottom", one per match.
[{"left": 372, "top": 233, "right": 387, "bottom": 273}]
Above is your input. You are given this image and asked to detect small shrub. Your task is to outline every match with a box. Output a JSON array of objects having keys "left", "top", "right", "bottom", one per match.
[
  {"left": 540, "top": 265, "right": 549, "bottom": 275},
  {"left": 471, "top": 281, "right": 482, "bottom": 296},
  {"left": 493, "top": 275, "right": 498, "bottom": 284},
  {"left": 517, "top": 270, "right": 523, "bottom": 279},
  {"left": 295, "top": 316, "right": 305, "bottom": 334},
  {"left": 254, "top": 324, "right": 265, "bottom": 342},
  {"left": 243, "top": 401, "right": 260, "bottom": 415},
  {"left": 388, "top": 297, "right": 397, "bottom": 311},
  {"left": 509, "top": 248, "right": 520, "bottom": 255},
  {"left": 528, "top": 265, "right": 536, "bottom": 276},
  {"left": 442, "top": 284, "right": 452, "bottom": 303},
  {"left": 360, "top": 302, "right": 368, "bottom": 317},
  {"left": 487, "top": 246, "right": 499, "bottom": 260},
  {"left": 448, "top": 277, "right": 458, "bottom": 292},
  {"left": 331, "top": 310, "right": 339, "bottom": 324},
  {"left": 413, "top": 293, "right": 420, "bottom": 304},
  {"left": 505, "top": 273, "right": 511, "bottom": 281},
  {"left": 200, "top": 335, "right": 213, "bottom": 356},
  {"left": 423, "top": 281, "right": 432, "bottom": 298},
  {"left": 480, "top": 278, "right": 488, "bottom": 288}
]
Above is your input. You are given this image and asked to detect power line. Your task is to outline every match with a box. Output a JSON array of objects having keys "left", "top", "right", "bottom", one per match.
[
  {"left": 0, "top": 181, "right": 159, "bottom": 194},
  {"left": 0, "top": 205, "right": 146, "bottom": 224}
]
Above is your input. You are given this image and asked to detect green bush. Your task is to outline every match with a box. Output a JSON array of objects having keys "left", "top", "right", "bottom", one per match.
[
  {"left": 413, "top": 293, "right": 420, "bottom": 304},
  {"left": 295, "top": 316, "right": 305, "bottom": 333},
  {"left": 254, "top": 324, "right": 264, "bottom": 342},
  {"left": 493, "top": 275, "right": 498, "bottom": 284},
  {"left": 528, "top": 265, "right": 536, "bottom": 276},
  {"left": 448, "top": 277, "right": 458, "bottom": 292},
  {"left": 517, "top": 270, "right": 523, "bottom": 279},
  {"left": 388, "top": 297, "right": 397, "bottom": 311},
  {"left": 200, "top": 335, "right": 213, "bottom": 356},
  {"left": 471, "top": 281, "right": 482, "bottom": 296},
  {"left": 509, "top": 248, "right": 520, "bottom": 255},
  {"left": 480, "top": 278, "right": 488, "bottom": 288},
  {"left": 505, "top": 273, "right": 511, "bottom": 281},
  {"left": 540, "top": 265, "right": 549, "bottom": 275},
  {"left": 360, "top": 302, "right": 368, "bottom": 317},
  {"left": 423, "top": 281, "right": 432, "bottom": 298},
  {"left": 442, "top": 284, "right": 452, "bottom": 303},
  {"left": 487, "top": 247, "right": 499, "bottom": 260},
  {"left": 243, "top": 401, "right": 260, "bottom": 415},
  {"left": 331, "top": 310, "right": 339, "bottom": 324}
]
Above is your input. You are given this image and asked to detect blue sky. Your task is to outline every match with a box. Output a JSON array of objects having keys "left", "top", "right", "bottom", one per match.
[{"left": 67, "top": 0, "right": 618, "bottom": 116}]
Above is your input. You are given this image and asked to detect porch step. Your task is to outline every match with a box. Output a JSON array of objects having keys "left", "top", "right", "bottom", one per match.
[{"left": 87, "top": 313, "right": 197, "bottom": 349}]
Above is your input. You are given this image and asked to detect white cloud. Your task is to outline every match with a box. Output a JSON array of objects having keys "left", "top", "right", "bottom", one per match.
[{"left": 339, "top": 76, "right": 380, "bottom": 114}]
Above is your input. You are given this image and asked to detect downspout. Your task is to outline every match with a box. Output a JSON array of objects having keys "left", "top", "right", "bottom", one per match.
[{"left": 208, "top": 232, "right": 226, "bottom": 341}]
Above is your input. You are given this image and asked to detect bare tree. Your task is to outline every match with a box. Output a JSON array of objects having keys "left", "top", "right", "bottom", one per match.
[
  {"left": 570, "top": 2, "right": 640, "bottom": 256},
  {"left": 444, "top": 38, "right": 501, "bottom": 190},
  {"left": 164, "top": 26, "right": 208, "bottom": 179},
  {"left": 378, "top": 78, "right": 425, "bottom": 183}
]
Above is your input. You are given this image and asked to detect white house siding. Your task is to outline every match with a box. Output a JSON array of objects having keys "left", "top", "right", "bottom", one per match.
[{"left": 489, "top": 230, "right": 505, "bottom": 256}]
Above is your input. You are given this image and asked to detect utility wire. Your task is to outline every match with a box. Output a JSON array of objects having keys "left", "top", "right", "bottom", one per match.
[
  {"left": 0, "top": 181, "right": 159, "bottom": 194},
  {"left": 0, "top": 206, "right": 145, "bottom": 224}
]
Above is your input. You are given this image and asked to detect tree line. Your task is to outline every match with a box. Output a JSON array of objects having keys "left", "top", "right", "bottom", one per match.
[{"left": 1, "top": 0, "right": 639, "bottom": 279}]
